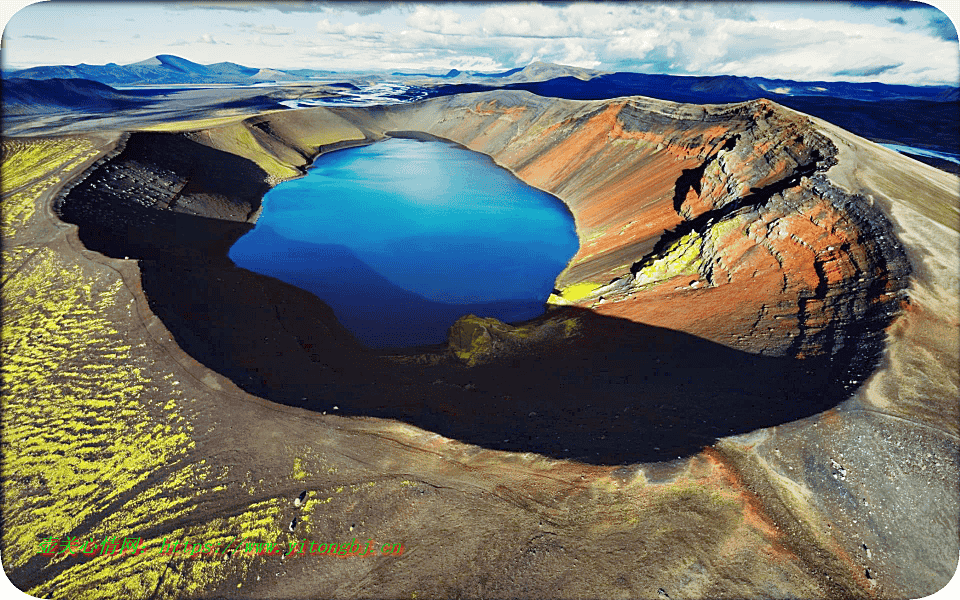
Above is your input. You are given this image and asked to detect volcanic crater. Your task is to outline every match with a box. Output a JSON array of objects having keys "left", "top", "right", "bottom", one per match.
[{"left": 56, "top": 92, "right": 911, "bottom": 465}]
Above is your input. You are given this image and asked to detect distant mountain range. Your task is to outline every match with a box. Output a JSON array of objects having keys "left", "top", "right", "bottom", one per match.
[
  {"left": 391, "top": 62, "right": 606, "bottom": 85},
  {"left": 5, "top": 54, "right": 334, "bottom": 86},
  {"left": 2, "top": 77, "right": 147, "bottom": 115},
  {"left": 432, "top": 71, "right": 958, "bottom": 104},
  {"left": 8, "top": 55, "right": 956, "bottom": 103}
]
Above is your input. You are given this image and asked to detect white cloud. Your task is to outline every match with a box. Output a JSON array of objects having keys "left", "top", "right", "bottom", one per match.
[
  {"left": 240, "top": 23, "right": 295, "bottom": 35},
  {"left": 317, "top": 18, "right": 385, "bottom": 38},
  {"left": 316, "top": 19, "right": 344, "bottom": 34},
  {"left": 448, "top": 55, "right": 502, "bottom": 71},
  {"left": 344, "top": 22, "right": 386, "bottom": 38},
  {"left": 694, "top": 16, "right": 958, "bottom": 83},
  {"left": 382, "top": 2, "right": 957, "bottom": 83},
  {"left": 606, "top": 28, "right": 659, "bottom": 58},
  {"left": 406, "top": 6, "right": 473, "bottom": 35},
  {"left": 251, "top": 35, "right": 285, "bottom": 48},
  {"left": 558, "top": 40, "right": 600, "bottom": 69}
]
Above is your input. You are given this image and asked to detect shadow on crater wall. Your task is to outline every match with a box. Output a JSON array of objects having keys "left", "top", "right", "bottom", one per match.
[{"left": 139, "top": 247, "right": 857, "bottom": 466}]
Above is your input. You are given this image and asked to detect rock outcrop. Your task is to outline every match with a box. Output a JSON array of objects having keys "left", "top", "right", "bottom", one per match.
[{"left": 385, "top": 95, "right": 911, "bottom": 370}]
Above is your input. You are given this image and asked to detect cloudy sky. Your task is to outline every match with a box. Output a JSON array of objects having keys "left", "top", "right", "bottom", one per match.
[{"left": 2, "top": 1, "right": 958, "bottom": 85}]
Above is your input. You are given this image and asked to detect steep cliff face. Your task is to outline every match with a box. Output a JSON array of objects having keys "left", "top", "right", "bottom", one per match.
[{"left": 34, "top": 91, "right": 956, "bottom": 599}]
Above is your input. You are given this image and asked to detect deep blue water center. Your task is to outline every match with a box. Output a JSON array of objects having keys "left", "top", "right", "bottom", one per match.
[{"left": 228, "top": 137, "right": 579, "bottom": 348}]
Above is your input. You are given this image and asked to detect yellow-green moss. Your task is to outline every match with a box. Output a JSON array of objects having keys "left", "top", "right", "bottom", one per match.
[
  {"left": 707, "top": 214, "right": 746, "bottom": 249},
  {"left": 449, "top": 315, "right": 498, "bottom": 365},
  {"left": 1, "top": 250, "right": 197, "bottom": 579},
  {"left": 135, "top": 113, "right": 253, "bottom": 132},
  {"left": 292, "top": 457, "right": 308, "bottom": 481},
  {"left": 0, "top": 243, "right": 266, "bottom": 598},
  {"left": 565, "top": 282, "right": 602, "bottom": 301},
  {"left": 1, "top": 138, "right": 99, "bottom": 239},
  {"left": 546, "top": 293, "right": 567, "bottom": 305},
  {"left": 1, "top": 138, "right": 95, "bottom": 193},
  {"left": 32, "top": 497, "right": 286, "bottom": 599},
  {"left": 205, "top": 122, "right": 300, "bottom": 180},
  {"left": 634, "top": 231, "right": 704, "bottom": 286}
]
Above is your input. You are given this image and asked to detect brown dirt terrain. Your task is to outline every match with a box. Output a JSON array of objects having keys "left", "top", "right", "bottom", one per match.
[{"left": 2, "top": 91, "right": 957, "bottom": 599}]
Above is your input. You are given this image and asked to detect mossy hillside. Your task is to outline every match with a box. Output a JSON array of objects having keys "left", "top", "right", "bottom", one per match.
[
  {"left": 1, "top": 139, "right": 299, "bottom": 597},
  {"left": 32, "top": 497, "right": 288, "bottom": 599},
  {"left": 135, "top": 112, "right": 261, "bottom": 133},
  {"left": 1, "top": 248, "right": 185, "bottom": 565},
  {"left": 245, "top": 108, "right": 369, "bottom": 157},
  {"left": 197, "top": 121, "right": 301, "bottom": 181},
  {"left": 185, "top": 110, "right": 370, "bottom": 187},
  {"left": 1, "top": 138, "right": 97, "bottom": 193},
  {"left": 1, "top": 138, "right": 99, "bottom": 241},
  {"left": 0, "top": 239, "right": 298, "bottom": 599},
  {"left": 707, "top": 214, "right": 748, "bottom": 247},
  {"left": 448, "top": 315, "right": 504, "bottom": 365},
  {"left": 633, "top": 231, "right": 704, "bottom": 287},
  {"left": 636, "top": 231, "right": 703, "bottom": 285}
]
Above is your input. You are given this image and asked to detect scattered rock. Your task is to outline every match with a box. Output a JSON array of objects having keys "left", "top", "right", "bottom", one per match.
[{"left": 831, "top": 459, "right": 847, "bottom": 481}]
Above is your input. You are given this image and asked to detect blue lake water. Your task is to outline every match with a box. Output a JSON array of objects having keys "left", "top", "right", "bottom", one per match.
[{"left": 228, "top": 137, "right": 579, "bottom": 348}]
